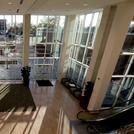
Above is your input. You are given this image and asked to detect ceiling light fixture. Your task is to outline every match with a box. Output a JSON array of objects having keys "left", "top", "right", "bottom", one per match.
[
  {"left": 20, "top": 0, "right": 24, "bottom": 5},
  {"left": 65, "top": 3, "right": 70, "bottom": 6},
  {"left": 83, "top": 3, "right": 88, "bottom": 6},
  {"left": 8, "top": 2, "right": 12, "bottom": 5}
]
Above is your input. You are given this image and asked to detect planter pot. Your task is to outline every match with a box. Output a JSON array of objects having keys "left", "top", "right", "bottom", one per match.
[
  {"left": 21, "top": 66, "right": 31, "bottom": 87},
  {"left": 23, "top": 78, "right": 29, "bottom": 86}
]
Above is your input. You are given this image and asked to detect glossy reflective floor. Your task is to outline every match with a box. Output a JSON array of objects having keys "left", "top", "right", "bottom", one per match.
[{"left": 0, "top": 80, "right": 82, "bottom": 134}]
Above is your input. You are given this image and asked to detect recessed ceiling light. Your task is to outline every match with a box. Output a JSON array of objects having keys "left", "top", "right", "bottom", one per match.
[
  {"left": 83, "top": 3, "right": 88, "bottom": 6},
  {"left": 8, "top": 2, "right": 12, "bottom": 5},
  {"left": 20, "top": 0, "right": 24, "bottom": 5},
  {"left": 65, "top": 3, "right": 70, "bottom": 6}
]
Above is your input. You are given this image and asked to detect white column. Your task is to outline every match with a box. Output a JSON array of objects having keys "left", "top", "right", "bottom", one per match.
[
  {"left": 23, "top": 14, "right": 30, "bottom": 66},
  {"left": 88, "top": 1, "right": 134, "bottom": 111},
  {"left": 59, "top": 15, "right": 76, "bottom": 80}
]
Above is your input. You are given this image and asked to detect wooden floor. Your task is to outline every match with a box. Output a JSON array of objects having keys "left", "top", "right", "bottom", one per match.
[{"left": 0, "top": 80, "right": 82, "bottom": 134}]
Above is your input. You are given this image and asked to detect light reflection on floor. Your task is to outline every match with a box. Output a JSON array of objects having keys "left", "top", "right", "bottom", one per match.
[{"left": 0, "top": 106, "right": 47, "bottom": 134}]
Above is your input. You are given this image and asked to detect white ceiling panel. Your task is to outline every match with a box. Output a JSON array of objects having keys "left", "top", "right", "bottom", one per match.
[{"left": 0, "top": 0, "right": 127, "bottom": 15}]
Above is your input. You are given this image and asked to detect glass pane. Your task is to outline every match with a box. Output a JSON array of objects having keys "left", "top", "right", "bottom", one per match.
[
  {"left": 0, "top": 15, "right": 4, "bottom": 19},
  {"left": 16, "top": 15, "right": 23, "bottom": 36},
  {"left": 81, "top": 14, "right": 92, "bottom": 45},
  {"left": 92, "top": 12, "right": 99, "bottom": 27},
  {"left": 116, "top": 77, "right": 134, "bottom": 105},
  {"left": 59, "top": 16, "right": 65, "bottom": 28},
  {"left": 88, "top": 12, "right": 99, "bottom": 47},
  {"left": 37, "top": 16, "right": 48, "bottom": 43},
  {"left": 113, "top": 55, "right": 130, "bottom": 75},
  {"left": 36, "top": 44, "right": 45, "bottom": 57},
  {"left": 81, "top": 32, "right": 88, "bottom": 45},
  {"left": 72, "top": 46, "right": 79, "bottom": 59},
  {"left": 34, "top": 65, "right": 52, "bottom": 80},
  {"left": 67, "top": 61, "right": 74, "bottom": 79},
  {"left": 72, "top": 63, "right": 81, "bottom": 83},
  {"left": 0, "top": 16, "right": 6, "bottom": 37},
  {"left": 56, "top": 16, "right": 65, "bottom": 43},
  {"left": 77, "top": 67, "right": 86, "bottom": 87},
  {"left": 102, "top": 77, "right": 122, "bottom": 107},
  {"left": 70, "top": 45, "right": 74, "bottom": 58},
  {"left": 84, "top": 48, "right": 93, "bottom": 65},
  {"left": 38, "top": 16, "right": 47, "bottom": 24},
  {"left": 47, "top": 16, "right": 56, "bottom": 42},
  {"left": 128, "top": 59, "right": 134, "bottom": 75},
  {"left": 30, "top": 16, "right": 38, "bottom": 45},
  {"left": 75, "top": 15, "right": 84, "bottom": 44},
  {"left": 5, "top": 15, "right": 16, "bottom": 41},
  {"left": 48, "top": 16, "right": 56, "bottom": 31},
  {"left": 122, "top": 35, "right": 134, "bottom": 52},
  {"left": 16, "top": 15, "right": 23, "bottom": 24},
  {"left": 130, "top": 93, "right": 134, "bottom": 103},
  {"left": 128, "top": 21, "right": 134, "bottom": 33},
  {"left": 54, "top": 44, "right": 61, "bottom": 57},
  {"left": 77, "top": 47, "right": 85, "bottom": 62},
  {"left": 46, "top": 44, "right": 52, "bottom": 57},
  {"left": 53, "top": 59, "right": 60, "bottom": 79},
  {"left": 47, "top": 32, "right": 53, "bottom": 42},
  {"left": 31, "top": 15, "right": 38, "bottom": 26},
  {"left": 53, "top": 17, "right": 58, "bottom": 42}
]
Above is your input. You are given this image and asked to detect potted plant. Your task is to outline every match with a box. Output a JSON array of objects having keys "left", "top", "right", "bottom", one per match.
[{"left": 21, "top": 66, "right": 31, "bottom": 87}]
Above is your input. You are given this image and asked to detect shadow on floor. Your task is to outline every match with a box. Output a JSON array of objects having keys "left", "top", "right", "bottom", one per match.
[{"left": 0, "top": 84, "right": 36, "bottom": 112}]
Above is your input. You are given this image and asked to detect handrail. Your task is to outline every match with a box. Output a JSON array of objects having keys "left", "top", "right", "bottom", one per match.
[{"left": 77, "top": 102, "right": 134, "bottom": 122}]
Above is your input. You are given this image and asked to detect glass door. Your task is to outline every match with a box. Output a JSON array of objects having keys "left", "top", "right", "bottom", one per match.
[{"left": 29, "top": 15, "right": 65, "bottom": 80}]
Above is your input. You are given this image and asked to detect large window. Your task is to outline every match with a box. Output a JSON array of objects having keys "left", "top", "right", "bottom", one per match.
[
  {"left": 103, "top": 20, "right": 134, "bottom": 107},
  {"left": 29, "top": 16, "right": 65, "bottom": 80},
  {"left": 0, "top": 15, "right": 23, "bottom": 80},
  {"left": 67, "top": 11, "right": 102, "bottom": 87}
]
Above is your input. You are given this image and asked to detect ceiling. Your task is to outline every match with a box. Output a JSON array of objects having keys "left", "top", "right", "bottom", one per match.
[{"left": 0, "top": 0, "right": 127, "bottom": 15}]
